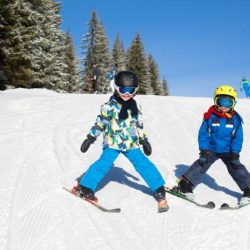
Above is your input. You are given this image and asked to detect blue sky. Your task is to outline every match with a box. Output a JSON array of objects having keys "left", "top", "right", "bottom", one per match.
[{"left": 60, "top": 0, "right": 250, "bottom": 97}]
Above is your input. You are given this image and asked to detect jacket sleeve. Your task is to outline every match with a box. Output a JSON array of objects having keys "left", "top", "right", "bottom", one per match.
[
  {"left": 231, "top": 121, "right": 243, "bottom": 153},
  {"left": 136, "top": 105, "right": 147, "bottom": 141},
  {"left": 198, "top": 120, "right": 210, "bottom": 150},
  {"left": 88, "top": 103, "right": 110, "bottom": 138}
]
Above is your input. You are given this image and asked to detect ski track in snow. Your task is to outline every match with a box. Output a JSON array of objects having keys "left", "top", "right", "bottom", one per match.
[{"left": 0, "top": 89, "right": 250, "bottom": 250}]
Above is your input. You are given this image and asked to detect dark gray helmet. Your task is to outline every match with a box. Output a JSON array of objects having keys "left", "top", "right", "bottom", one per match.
[{"left": 115, "top": 71, "right": 139, "bottom": 88}]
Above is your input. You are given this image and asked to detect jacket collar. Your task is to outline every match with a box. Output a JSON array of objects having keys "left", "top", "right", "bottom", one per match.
[{"left": 203, "top": 105, "right": 236, "bottom": 120}]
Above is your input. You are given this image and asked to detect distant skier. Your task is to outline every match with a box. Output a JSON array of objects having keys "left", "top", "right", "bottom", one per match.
[
  {"left": 106, "top": 65, "right": 116, "bottom": 93},
  {"left": 175, "top": 85, "right": 250, "bottom": 204},
  {"left": 240, "top": 77, "right": 250, "bottom": 98},
  {"left": 76, "top": 70, "right": 168, "bottom": 211}
]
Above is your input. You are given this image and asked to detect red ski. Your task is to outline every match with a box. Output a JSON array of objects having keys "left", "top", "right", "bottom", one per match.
[{"left": 63, "top": 187, "right": 121, "bottom": 213}]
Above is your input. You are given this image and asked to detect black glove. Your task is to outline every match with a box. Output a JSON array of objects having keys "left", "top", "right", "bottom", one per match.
[
  {"left": 140, "top": 138, "right": 152, "bottom": 156},
  {"left": 230, "top": 152, "right": 240, "bottom": 165},
  {"left": 80, "top": 134, "right": 96, "bottom": 153},
  {"left": 199, "top": 150, "right": 210, "bottom": 166}
]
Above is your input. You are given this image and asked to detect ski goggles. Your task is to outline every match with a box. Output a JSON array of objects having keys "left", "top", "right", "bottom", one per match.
[
  {"left": 114, "top": 83, "right": 138, "bottom": 96},
  {"left": 215, "top": 97, "right": 235, "bottom": 108}
]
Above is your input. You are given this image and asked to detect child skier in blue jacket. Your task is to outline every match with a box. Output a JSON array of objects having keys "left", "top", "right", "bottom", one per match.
[
  {"left": 76, "top": 71, "right": 167, "bottom": 210},
  {"left": 240, "top": 77, "right": 250, "bottom": 98},
  {"left": 176, "top": 85, "right": 250, "bottom": 204}
]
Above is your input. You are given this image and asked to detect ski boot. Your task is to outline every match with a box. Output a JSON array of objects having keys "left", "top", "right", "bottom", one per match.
[
  {"left": 72, "top": 183, "right": 98, "bottom": 202},
  {"left": 172, "top": 176, "right": 194, "bottom": 200},
  {"left": 240, "top": 186, "right": 250, "bottom": 205},
  {"left": 79, "top": 185, "right": 98, "bottom": 202},
  {"left": 155, "top": 186, "right": 169, "bottom": 212}
]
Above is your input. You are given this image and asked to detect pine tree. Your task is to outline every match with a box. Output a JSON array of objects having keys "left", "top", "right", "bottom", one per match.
[
  {"left": 29, "top": 0, "right": 68, "bottom": 90},
  {"left": 162, "top": 77, "right": 169, "bottom": 96},
  {"left": 0, "top": 0, "right": 8, "bottom": 90},
  {"left": 126, "top": 33, "right": 149, "bottom": 94},
  {"left": 148, "top": 54, "right": 162, "bottom": 95},
  {"left": 112, "top": 33, "right": 126, "bottom": 72},
  {"left": 96, "top": 22, "right": 110, "bottom": 93},
  {"left": 63, "top": 30, "right": 81, "bottom": 92},
  {"left": 0, "top": 0, "right": 68, "bottom": 90},
  {"left": 81, "top": 10, "right": 110, "bottom": 93},
  {"left": 0, "top": 0, "right": 36, "bottom": 88}
]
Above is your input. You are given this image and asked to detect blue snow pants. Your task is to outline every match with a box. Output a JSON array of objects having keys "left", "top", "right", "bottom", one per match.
[
  {"left": 80, "top": 148, "right": 165, "bottom": 192},
  {"left": 183, "top": 151, "right": 250, "bottom": 190}
]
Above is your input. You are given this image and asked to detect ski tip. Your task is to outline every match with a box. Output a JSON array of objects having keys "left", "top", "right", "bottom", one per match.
[
  {"left": 221, "top": 203, "right": 229, "bottom": 208},
  {"left": 219, "top": 202, "right": 250, "bottom": 210},
  {"left": 110, "top": 208, "right": 121, "bottom": 213},
  {"left": 207, "top": 201, "right": 216, "bottom": 209},
  {"left": 220, "top": 203, "right": 230, "bottom": 210}
]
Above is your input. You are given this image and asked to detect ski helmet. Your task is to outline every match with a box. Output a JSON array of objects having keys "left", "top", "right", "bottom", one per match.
[
  {"left": 214, "top": 85, "right": 237, "bottom": 109},
  {"left": 115, "top": 71, "right": 139, "bottom": 88}
]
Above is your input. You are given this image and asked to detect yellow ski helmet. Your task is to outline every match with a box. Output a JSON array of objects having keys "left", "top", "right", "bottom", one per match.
[{"left": 214, "top": 85, "right": 237, "bottom": 108}]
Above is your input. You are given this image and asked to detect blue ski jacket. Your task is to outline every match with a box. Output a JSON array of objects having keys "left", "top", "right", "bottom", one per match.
[{"left": 198, "top": 109, "right": 243, "bottom": 153}]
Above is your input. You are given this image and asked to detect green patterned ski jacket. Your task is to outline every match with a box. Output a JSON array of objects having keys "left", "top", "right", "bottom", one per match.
[{"left": 88, "top": 98, "right": 147, "bottom": 151}]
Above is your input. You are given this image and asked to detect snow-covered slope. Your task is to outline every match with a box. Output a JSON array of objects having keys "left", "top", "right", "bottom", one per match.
[{"left": 1, "top": 89, "right": 250, "bottom": 250}]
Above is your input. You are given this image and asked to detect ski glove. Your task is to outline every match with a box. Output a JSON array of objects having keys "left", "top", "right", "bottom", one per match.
[
  {"left": 230, "top": 152, "right": 240, "bottom": 165},
  {"left": 199, "top": 150, "right": 210, "bottom": 166},
  {"left": 80, "top": 134, "right": 96, "bottom": 153},
  {"left": 140, "top": 138, "right": 152, "bottom": 156}
]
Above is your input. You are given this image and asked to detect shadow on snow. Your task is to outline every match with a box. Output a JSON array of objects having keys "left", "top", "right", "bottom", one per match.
[
  {"left": 77, "top": 165, "right": 153, "bottom": 197},
  {"left": 174, "top": 164, "right": 242, "bottom": 200},
  {"left": 76, "top": 163, "right": 242, "bottom": 200}
]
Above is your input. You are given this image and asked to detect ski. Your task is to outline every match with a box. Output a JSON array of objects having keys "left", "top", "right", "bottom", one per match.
[
  {"left": 220, "top": 202, "right": 250, "bottom": 210},
  {"left": 164, "top": 186, "right": 215, "bottom": 209},
  {"left": 63, "top": 187, "right": 121, "bottom": 213}
]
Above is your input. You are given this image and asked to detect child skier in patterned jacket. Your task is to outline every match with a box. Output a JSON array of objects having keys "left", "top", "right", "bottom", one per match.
[
  {"left": 176, "top": 85, "right": 250, "bottom": 204},
  {"left": 77, "top": 70, "right": 167, "bottom": 210}
]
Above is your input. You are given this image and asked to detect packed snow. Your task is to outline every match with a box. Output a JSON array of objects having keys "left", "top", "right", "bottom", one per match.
[{"left": 1, "top": 89, "right": 250, "bottom": 250}]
